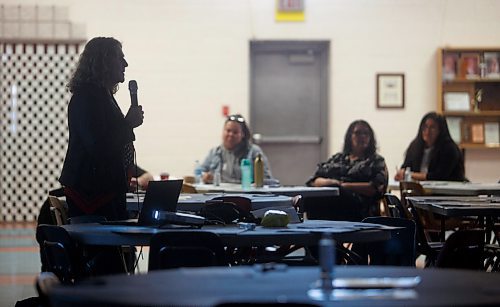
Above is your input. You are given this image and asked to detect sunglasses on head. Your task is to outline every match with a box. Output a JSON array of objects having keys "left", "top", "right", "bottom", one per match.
[{"left": 227, "top": 115, "right": 245, "bottom": 123}]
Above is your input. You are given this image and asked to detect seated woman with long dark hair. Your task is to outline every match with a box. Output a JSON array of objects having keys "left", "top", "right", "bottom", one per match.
[
  {"left": 395, "top": 112, "right": 466, "bottom": 182},
  {"left": 306, "top": 120, "right": 388, "bottom": 221}
]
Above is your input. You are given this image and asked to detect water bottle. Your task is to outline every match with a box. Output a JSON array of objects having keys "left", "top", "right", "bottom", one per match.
[
  {"left": 240, "top": 158, "right": 252, "bottom": 190},
  {"left": 253, "top": 154, "right": 264, "bottom": 188},
  {"left": 213, "top": 168, "right": 221, "bottom": 186},
  {"left": 404, "top": 167, "right": 412, "bottom": 181},
  {"left": 194, "top": 160, "right": 202, "bottom": 184},
  {"left": 319, "top": 233, "right": 335, "bottom": 290}
]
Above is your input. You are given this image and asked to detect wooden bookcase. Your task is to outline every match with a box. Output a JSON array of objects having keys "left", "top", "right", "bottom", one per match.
[{"left": 437, "top": 47, "right": 500, "bottom": 149}]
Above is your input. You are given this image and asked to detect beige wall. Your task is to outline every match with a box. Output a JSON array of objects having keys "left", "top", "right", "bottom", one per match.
[{"left": 3, "top": 0, "right": 500, "bottom": 182}]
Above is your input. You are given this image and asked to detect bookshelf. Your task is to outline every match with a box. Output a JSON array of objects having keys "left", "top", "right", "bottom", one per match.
[{"left": 437, "top": 47, "right": 500, "bottom": 149}]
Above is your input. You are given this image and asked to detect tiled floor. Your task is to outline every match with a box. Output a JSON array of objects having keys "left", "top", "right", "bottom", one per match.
[
  {"left": 0, "top": 222, "right": 39, "bottom": 307},
  {"left": 0, "top": 222, "right": 152, "bottom": 307}
]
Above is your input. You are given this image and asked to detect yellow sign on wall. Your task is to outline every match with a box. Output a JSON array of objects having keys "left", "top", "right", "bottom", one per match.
[{"left": 275, "top": 0, "right": 305, "bottom": 22}]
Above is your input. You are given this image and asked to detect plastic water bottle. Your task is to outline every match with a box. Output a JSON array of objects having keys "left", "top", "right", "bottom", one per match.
[
  {"left": 194, "top": 160, "right": 202, "bottom": 184},
  {"left": 213, "top": 168, "right": 221, "bottom": 186},
  {"left": 319, "top": 233, "right": 335, "bottom": 290},
  {"left": 404, "top": 167, "right": 412, "bottom": 181},
  {"left": 240, "top": 158, "right": 252, "bottom": 190}
]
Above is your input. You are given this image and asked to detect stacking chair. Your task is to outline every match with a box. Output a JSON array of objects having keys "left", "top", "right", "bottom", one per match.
[
  {"left": 36, "top": 224, "right": 83, "bottom": 283},
  {"left": 399, "top": 181, "right": 464, "bottom": 239},
  {"left": 148, "top": 231, "right": 228, "bottom": 271},
  {"left": 383, "top": 193, "right": 410, "bottom": 219},
  {"left": 403, "top": 197, "right": 443, "bottom": 267},
  {"left": 435, "top": 229, "right": 485, "bottom": 270},
  {"left": 351, "top": 216, "right": 417, "bottom": 266},
  {"left": 48, "top": 196, "right": 69, "bottom": 226},
  {"left": 181, "top": 182, "right": 198, "bottom": 193},
  {"left": 35, "top": 272, "right": 60, "bottom": 307},
  {"left": 385, "top": 193, "right": 443, "bottom": 266}
]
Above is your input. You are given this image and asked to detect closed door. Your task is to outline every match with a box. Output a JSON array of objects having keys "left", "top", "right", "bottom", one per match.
[{"left": 250, "top": 41, "right": 329, "bottom": 185}]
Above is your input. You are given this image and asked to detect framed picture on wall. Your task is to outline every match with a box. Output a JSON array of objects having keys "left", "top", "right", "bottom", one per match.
[
  {"left": 442, "top": 52, "right": 459, "bottom": 80},
  {"left": 484, "top": 52, "right": 500, "bottom": 79},
  {"left": 376, "top": 73, "right": 405, "bottom": 109},
  {"left": 459, "top": 53, "right": 480, "bottom": 79}
]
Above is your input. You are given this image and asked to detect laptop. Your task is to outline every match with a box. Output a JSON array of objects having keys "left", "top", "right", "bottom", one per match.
[{"left": 102, "top": 180, "right": 205, "bottom": 227}]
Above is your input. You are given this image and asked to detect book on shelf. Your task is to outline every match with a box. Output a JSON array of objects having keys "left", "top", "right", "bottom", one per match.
[
  {"left": 484, "top": 122, "right": 500, "bottom": 145},
  {"left": 470, "top": 123, "right": 485, "bottom": 144},
  {"left": 446, "top": 117, "right": 462, "bottom": 144}
]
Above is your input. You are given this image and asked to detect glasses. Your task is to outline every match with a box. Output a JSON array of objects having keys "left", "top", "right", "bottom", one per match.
[
  {"left": 422, "top": 125, "right": 438, "bottom": 132},
  {"left": 227, "top": 115, "right": 245, "bottom": 123},
  {"left": 352, "top": 130, "right": 370, "bottom": 136}
]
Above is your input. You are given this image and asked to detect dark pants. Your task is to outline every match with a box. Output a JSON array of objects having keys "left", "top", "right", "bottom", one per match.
[
  {"left": 304, "top": 188, "right": 378, "bottom": 222},
  {"left": 66, "top": 193, "right": 133, "bottom": 276}
]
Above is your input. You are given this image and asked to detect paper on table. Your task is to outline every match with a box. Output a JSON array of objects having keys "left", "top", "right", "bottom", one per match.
[{"left": 334, "top": 276, "right": 421, "bottom": 289}]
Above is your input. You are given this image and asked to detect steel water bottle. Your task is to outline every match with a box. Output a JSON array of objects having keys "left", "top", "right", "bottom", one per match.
[{"left": 254, "top": 154, "right": 264, "bottom": 188}]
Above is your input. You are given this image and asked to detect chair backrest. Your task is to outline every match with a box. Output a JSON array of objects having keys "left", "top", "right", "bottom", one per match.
[
  {"left": 36, "top": 225, "right": 80, "bottom": 283},
  {"left": 291, "top": 194, "right": 304, "bottom": 221},
  {"left": 383, "top": 193, "right": 410, "bottom": 219},
  {"left": 182, "top": 183, "right": 198, "bottom": 193},
  {"left": 436, "top": 229, "right": 485, "bottom": 270},
  {"left": 399, "top": 181, "right": 425, "bottom": 197},
  {"left": 35, "top": 271, "right": 60, "bottom": 307},
  {"left": 360, "top": 216, "right": 416, "bottom": 266},
  {"left": 401, "top": 196, "right": 438, "bottom": 258},
  {"left": 48, "top": 196, "right": 68, "bottom": 225},
  {"left": 148, "top": 231, "right": 228, "bottom": 271}
]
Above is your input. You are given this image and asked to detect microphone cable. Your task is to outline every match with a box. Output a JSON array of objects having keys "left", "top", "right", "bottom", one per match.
[{"left": 133, "top": 146, "right": 140, "bottom": 212}]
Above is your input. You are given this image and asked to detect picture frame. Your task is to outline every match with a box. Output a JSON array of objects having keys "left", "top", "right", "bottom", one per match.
[
  {"left": 459, "top": 53, "right": 480, "bottom": 79},
  {"left": 376, "top": 73, "right": 405, "bottom": 109},
  {"left": 442, "top": 52, "right": 459, "bottom": 80},
  {"left": 484, "top": 52, "right": 500, "bottom": 79},
  {"left": 443, "top": 92, "right": 471, "bottom": 111}
]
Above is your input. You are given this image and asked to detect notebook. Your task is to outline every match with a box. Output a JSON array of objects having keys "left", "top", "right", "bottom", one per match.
[{"left": 102, "top": 179, "right": 204, "bottom": 227}]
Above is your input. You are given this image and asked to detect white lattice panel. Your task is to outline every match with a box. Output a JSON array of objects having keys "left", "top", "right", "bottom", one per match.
[{"left": 0, "top": 42, "right": 81, "bottom": 221}]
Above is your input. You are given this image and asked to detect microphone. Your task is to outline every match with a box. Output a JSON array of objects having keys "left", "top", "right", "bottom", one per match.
[{"left": 128, "top": 80, "right": 138, "bottom": 107}]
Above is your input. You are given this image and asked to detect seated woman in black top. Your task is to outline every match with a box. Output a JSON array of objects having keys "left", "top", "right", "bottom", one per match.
[
  {"left": 395, "top": 112, "right": 466, "bottom": 182},
  {"left": 306, "top": 120, "right": 388, "bottom": 221}
]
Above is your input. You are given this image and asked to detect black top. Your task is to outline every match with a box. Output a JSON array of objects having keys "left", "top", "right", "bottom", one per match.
[
  {"left": 59, "top": 84, "right": 135, "bottom": 198},
  {"left": 306, "top": 152, "right": 388, "bottom": 199},
  {"left": 401, "top": 140, "right": 465, "bottom": 181}
]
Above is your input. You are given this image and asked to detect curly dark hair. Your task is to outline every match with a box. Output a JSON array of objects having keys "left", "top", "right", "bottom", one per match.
[
  {"left": 342, "top": 119, "right": 377, "bottom": 156},
  {"left": 225, "top": 114, "right": 252, "bottom": 157},
  {"left": 67, "top": 37, "right": 122, "bottom": 93}
]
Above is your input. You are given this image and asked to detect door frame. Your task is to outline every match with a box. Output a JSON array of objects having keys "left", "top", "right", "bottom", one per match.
[{"left": 249, "top": 40, "right": 330, "bottom": 163}]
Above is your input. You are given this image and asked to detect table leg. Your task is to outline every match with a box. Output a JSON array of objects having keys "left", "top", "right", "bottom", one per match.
[{"left": 440, "top": 217, "right": 446, "bottom": 242}]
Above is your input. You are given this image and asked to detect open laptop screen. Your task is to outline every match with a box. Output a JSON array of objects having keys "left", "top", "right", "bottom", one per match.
[{"left": 138, "top": 180, "right": 183, "bottom": 226}]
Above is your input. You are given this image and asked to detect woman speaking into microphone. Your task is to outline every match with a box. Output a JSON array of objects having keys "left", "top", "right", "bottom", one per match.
[{"left": 59, "top": 37, "right": 144, "bottom": 221}]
